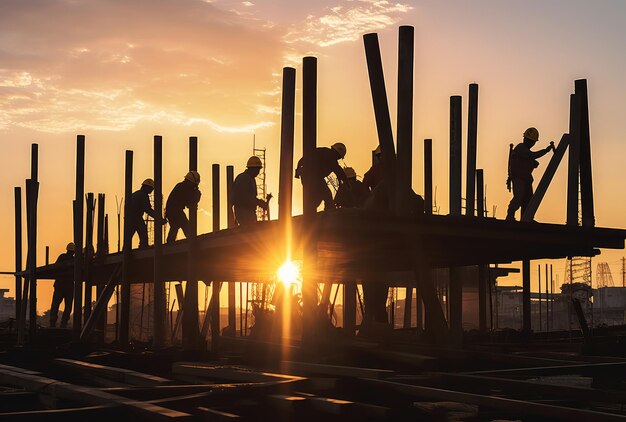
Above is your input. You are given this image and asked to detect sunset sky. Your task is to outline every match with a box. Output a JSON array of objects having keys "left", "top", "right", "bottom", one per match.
[{"left": 1, "top": 0, "right": 626, "bottom": 313}]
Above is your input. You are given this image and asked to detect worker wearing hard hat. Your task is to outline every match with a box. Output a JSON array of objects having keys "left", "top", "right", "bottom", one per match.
[
  {"left": 128, "top": 178, "right": 159, "bottom": 248},
  {"left": 295, "top": 142, "right": 348, "bottom": 210},
  {"left": 232, "top": 156, "right": 269, "bottom": 226},
  {"left": 506, "top": 127, "right": 555, "bottom": 221},
  {"left": 166, "top": 171, "right": 202, "bottom": 242},
  {"left": 50, "top": 242, "right": 76, "bottom": 328},
  {"left": 335, "top": 167, "right": 370, "bottom": 208}
]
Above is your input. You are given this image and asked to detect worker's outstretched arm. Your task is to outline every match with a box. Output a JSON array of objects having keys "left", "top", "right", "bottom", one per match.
[
  {"left": 529, "top": 145, "right": 553, "bottom": 159},
  {"left": 332, "top": 162, "right": 347, "bottom": 183}
]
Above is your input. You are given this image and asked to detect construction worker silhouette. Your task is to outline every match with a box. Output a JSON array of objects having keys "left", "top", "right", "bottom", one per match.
[
  {"left": 335, "top": 167, "right": 370, "bottom": 208},
  {"left": 295, "top": 142, "right": 348, "bottom": 210},
  {"left": 232, "top": 156, "right": 269, "bottom": 226},
  {"left": 49, "top": 242, "right": 75, "bottom": 328},
  {"left": 165, "top": 171, "right": 201, "bottom": 242},
  {"left": 129, "top": 178, "right": 158, "bottom": 248},
  {"left": 506, "top": 127, "right": 555, "bottom": 221}
]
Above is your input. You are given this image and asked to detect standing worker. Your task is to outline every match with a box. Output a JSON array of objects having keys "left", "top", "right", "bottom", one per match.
[
  {"left": 506, "top": 127, "right": 555, "bottom": 221},
  {"left": 49, "top": 242, "right": 76, "bottom": 328},
  {"left": 335, "top": 167, "right": 370, "bottom": 208},
  {"left": 295, "top": 142, "right": 348, "bottom": 210},
  {"left": 166, "top": 171, "right": 201, "bottom": 242},
  {"left": 232, "top": 156, "right": 269, "bottom": 226},
  {"left": 128, "top": 178, "right": 158, "bottom": 248}
]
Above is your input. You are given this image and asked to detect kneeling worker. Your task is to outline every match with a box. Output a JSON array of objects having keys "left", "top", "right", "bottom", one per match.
[
  {"left": 166, "top": 171, "right": 201, "bottom": 242},
  {"left": 233, "top": 156, "right": 268, "bottom": 226}
]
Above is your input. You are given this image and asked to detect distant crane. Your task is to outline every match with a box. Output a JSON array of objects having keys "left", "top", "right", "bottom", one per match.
[{"left": 596, "top": 262, "right": 615, "bottom": 288}]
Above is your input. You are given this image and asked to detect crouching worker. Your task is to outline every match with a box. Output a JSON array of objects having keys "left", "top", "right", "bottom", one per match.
[{"left": 295, "top": 142, "right": 348, "bottom": 210}]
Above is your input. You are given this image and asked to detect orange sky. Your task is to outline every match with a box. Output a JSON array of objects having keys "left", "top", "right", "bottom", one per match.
[{"left": 2, "top": 0, "right": 626, "bottom": 312}]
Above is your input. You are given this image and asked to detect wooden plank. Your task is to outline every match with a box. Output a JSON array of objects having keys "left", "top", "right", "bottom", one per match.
[
  {"left": 54, "top": 358, "right": 171, "bottom": 386},
  {"left": 362, "top": 378, "right": 626, "bottom": 422},
  {"left": 521, "top": 134, "right": 569, "bottom": 222},
  {"left": 196, "top": 406, "right": 240, "bottom": 420},
  {"left": 172, "top": 363, "right": 304, "bottom": 384},
  {"left": 280, "top": 361, "right": 393, "bottom": 379},
  {"left": 0, "top": 364, "right": 40, "bottom": 375},
  {"left": 0, "top": 367, "right": 189, "bottom": 419}
]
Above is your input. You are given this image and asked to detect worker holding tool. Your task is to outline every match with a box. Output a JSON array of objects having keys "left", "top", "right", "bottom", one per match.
[
  {"left": 232, "top": 156, "right": 269, "bottom": 226},
  {"left": 128, "top": 178, "right": 159, "bottom": 248},
  {"left": 335, "top": 167, "right": 370, "bottom": 208},
  {"left": 295, "top": 142, "right": 348, "bottom": 210},
  {"left": 49, "top": 242, "right": 75, "bottom": 328},
  {"left": 166, "top": 171, "right": 201, "bottom": 242},
  {"left": 506, "top": 127, "right": 555, "bottom": 221}
]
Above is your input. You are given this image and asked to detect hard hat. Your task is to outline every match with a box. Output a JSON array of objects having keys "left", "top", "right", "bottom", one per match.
[
  {"left": 343, "top": 167, "right": 356, "bottom": 179},
  {"left": 331, "top": 142, "right": 347, "bottom": 159},
  {"left": 523, "top": 127, "right": 539, "bottom": 142},
  {"left": 141, "top": 178, "right": 154, "bottom": 188},
  {"left": 66, "top": 242, "right": 75, "bottom": 252},
  {"left": 185, "top": 170, "right": 201, "bottom": 185},
  {"left": 374, "top": 145, "right": 381, "bottom": 155},
  {"left": 246, "top": 156, "right": 263, "bottom": 168}
]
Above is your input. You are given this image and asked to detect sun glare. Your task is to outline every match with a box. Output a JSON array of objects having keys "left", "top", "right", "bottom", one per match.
[{"left": 277, "top": 260, "right": 300, "bottom": 287}]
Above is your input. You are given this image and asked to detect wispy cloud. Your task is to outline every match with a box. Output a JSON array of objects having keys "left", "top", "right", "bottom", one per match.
[{"left": 284, "top": 0, "right": 413, "bottom": 47}]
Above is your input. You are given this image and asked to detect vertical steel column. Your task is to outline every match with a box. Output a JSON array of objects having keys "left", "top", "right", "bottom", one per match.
[
  {"left": 476, "top": 169, "right": 484, "bottom": 218},
  {"left": 96, "top": 193, "right": 106, "bottom": 339},
  {"left": 466, "top": 84, "right": 478, "bottom": 216},
  {"left": 120, "top": 150, "right": 133, "bottom": 344},
  {"left": 567, "top": 94, "right": 581, "bottom": 226},
  {"left": 576, "top": 79, "right": 595, "bottom": 227},
  {"left": 449, "top": 267, "right": 462, "bottom": 343},
  {"left": 278, "top": 67, "right": 296, "bottom": 224},
  {"left": 27, "top": 144, "right": 39, "bottom": 339},
  {"left": 73, "top": 136, "right": 85, "bottom": 339},
  {"left": 84, "top": 192, "right": 94, "bottom": 323},
  {"left": 396, "top": 25, "right": 414, "bottom": 215},
  {"left": 226, "top": 165, "right": 236, "bottom": 336},
  {"left": 183, "top": 137, "right": 199, "bottom": 348},
  {"left": 477, "top": 169, "right": 486, "bottom": 332},
  {"left": 45, "top": 247, "right": 49, "bottom": 265},
  {"left": 545, "top": 264, "right": 549, "bottom": 332},
  {"left": 302, "top": 56, "right": 318, "bottom": 344},
  {"left": 211, "top": 163, "right": 220, "bottom": 350},
  {"left": 449, "top": 96, "right": 462, "bottom": 216},
  {"left": 424, "top": 139, "right": 433, "bottom": 215},
  {"left": 14, "top": 187, "right": 22, "bottom": 324},
  {"left": 153, "top": 135, "right": 165, "bottom": 348},
  {"left": 538, "top": 264, "right": 542, "bottom": 332},
  {"left": 522, "top": 260, "right": 531, "bottom": 335}
]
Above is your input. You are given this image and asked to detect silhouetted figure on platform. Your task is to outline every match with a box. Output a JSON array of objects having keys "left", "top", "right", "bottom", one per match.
[
  {"left": 233, "top": 156, "right": 269, "bottom": 226},
  {"left": 50, "top": 242, "right": 75, "bottom": 328},
  {"left": 295, "top": 142, "right": 348, "bottom": 210},
  {"left": 335, "top": 167, "right": 370, "bottom": 208},
  {"left": 166, "top": 171, "right": 201, "bottom": 243},
  {"left": 129, "top": 178, "right": 158, "bottom": 248}
]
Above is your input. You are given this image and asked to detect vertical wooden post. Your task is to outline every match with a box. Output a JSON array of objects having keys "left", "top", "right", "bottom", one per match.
[
  {"left": 279, "top": 67, "right": 296, "bottom": 225},
  {"left": 567, "top": 93, "right": 581, "bottom": 226},
  {"left": 477, "top": 169, "right": 487, "bottom": 332},
  {"left": 14, "top": 187, "right": 22, "bottom": 324},
  {"left": 466, "top": 84, "right": 478, "bottom": 216},
  {"left": 120, "top": 150, "right": 133, "bottom": 344},
  {"left": 84, "top": 192, "right": 94, "bottom": 323},
  {"left": 396, "top": 25, "right": 414, "bottom": 215},
  {"left": 183, "top": 137, "right": 199, "bottom": 348},
  {"left": 363, "top": 33, "right": 398, "bottom": 210},
  {"left": 424, "top": 139, "right": 433, "bottom": 215},
  {"left": 96, "top": 193, "right": 107, "bottom": 339},
  {"left": 226, "top": 165, "right": 236, "bottom": 336},
  {"left": 302, "top": 56, "right": 318, "bottom": 344},
  {"left": 522, "top": 260, "right": 531, "bottom": 335},
  {"left": 27, "top": 144, "right": 39, "bottom": 339},
  {"left": 73, "top": 136, "right": 85, "bottom": 339},
  {"left": 450, "top": 96, "right": 462, "bottom": 216},
  {"left": 545, "top": 264, "right": 549, "bottom": 332},
  {"left": 45, "top": 247, "right": 49, "bottom": 266},
  {"left": 538, "top": 264, "right": 542, "bottom": 332},
  {"left": 153, "top": 135, "right": 165, "bottom": 348},
  {"left": 575, "top": 79, "right": 595, "bottom": 227},
  {"left": 211, "top": 163, "right": 220, "bottom": 350},
  {"left": 476, "top": 170, "right": 484, "bottom": 218}
]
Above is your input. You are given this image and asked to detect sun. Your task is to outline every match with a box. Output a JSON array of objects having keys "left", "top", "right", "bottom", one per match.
[{"left": 277, "top": 260, "right": 300, "bottom": 287}]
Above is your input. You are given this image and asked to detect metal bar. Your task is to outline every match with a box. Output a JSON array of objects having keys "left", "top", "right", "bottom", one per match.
[
  {"left": 14, "top": 187, "right": 22, "bottom": 325},
  {"left": 522, "top": 259, "right": 531, "bottom": 335},
  {"left": 81, "top": 265, "right": 121, "bottom": 341},
  {"left": 183, "top": 136, "right": 199, "bottom": 348},
  {"left": 211, "top": 163, "right": 220, "bottom": 351},
  {"left": 84, "top": 192, "right": 94, "bottom": 323},
  {"left": 28, "top": 144, "right": 39, "bottom": 340},
  {"left": 302, "top": 56, "right": 318, "bottom": 344},
  {"left": 576, "top": 79, "right": 595, "bottom": 227},
  {"left": 45, "top": 246, "right": 49, "bottom": 266},
  {"left": 120, "top": 150, "right": 132, "bottom": 344},
  {"left": 521, "top": 134, "right": 569, "bottom": 222},
  {"left": 466, "top": 84, "right": 478, "bottom": 216},
  {"left": 538, "top": 264, "right": 542, "bottom": 332},
  {"left": 73, "top": 136, "right": 85, "bottom": 339},
  {"left": 278, "top": 67, "right": 296, "bottom": 224},
  {"left": 476, "top": 169, "right": 484, "bottom": 218},
  {"left": 567, "top": 93, "right": 581, "bottom": 226},
  {"left": 154, "top": 135, "right": 165, "bottom": 348},
  {"left": 545, "top": 263, "right": 549, "bottom": 332},
  {"left": 424, "top": 139, "right": 433, "bottom": 215},
  {"left": 449, "top": 267, "right": 462, "bottom": 343},
  {"left": 226, "top": 165, "right": 236, "bottom": 336},
  {"left": 449, "top": 96, "right": 462, "bottom": 216},
  {"left": 396, "top": 25, "right": 414, "bottom": 215}
]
